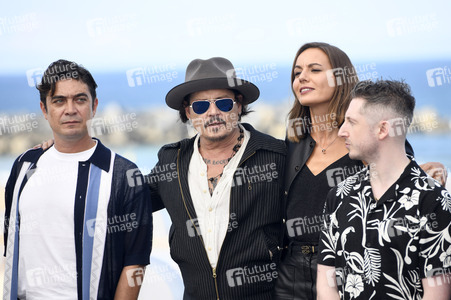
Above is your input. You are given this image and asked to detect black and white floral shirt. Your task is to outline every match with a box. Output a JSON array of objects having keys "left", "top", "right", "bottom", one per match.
[{"left": 318, "top": 160, "right": 451, "bottom": 299}]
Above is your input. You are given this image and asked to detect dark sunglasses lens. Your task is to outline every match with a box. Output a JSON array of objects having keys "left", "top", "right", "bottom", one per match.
[
  {"left": 216, "top": 99, "right": 234, "bottom": 112},
  {"left": 192, "top": 101, "right": 210, "bottom": 114}
]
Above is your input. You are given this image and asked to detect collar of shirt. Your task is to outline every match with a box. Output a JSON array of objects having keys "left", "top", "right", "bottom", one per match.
[
  {"left": 188, "top": 124, "right": 250, "bottom": 267},
  {"left": 356, "top": 160, "right": 420, "bottom": 208}
]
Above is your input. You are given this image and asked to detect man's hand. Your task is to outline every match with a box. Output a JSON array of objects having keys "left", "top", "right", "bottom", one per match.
[
  {"left": 422, "top": 274, "right": 451, "bottom": 300},
  {"left": 420, "top": 162, "right": 448, "bottom": 187},
  {"left": 114, "top": 265, "right": 146, "bottom": 300},
  {"left": 33, "top": 139, "right": 54, "bottom": 150},
  {"left": 317, "top": 264, "right": 340, "bottom": 300}
]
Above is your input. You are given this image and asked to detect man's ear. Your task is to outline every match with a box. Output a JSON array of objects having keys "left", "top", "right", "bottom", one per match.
[
  {"left": 235, "top": 94, "right": 243, "bottom": 115},
  {"left": 185, "top": 105, "right": 191, "bottom": 120},
  {"left": 40, "top": 101, "right": 48, "bottom": 120},
  {"left": 378, "top": 120, "right": 390, "bottom": 140},
  {"left": 92, "top": 98, "right": 98, "bottom": 117}
]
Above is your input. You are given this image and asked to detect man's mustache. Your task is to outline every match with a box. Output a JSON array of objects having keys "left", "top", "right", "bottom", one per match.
[{"left": 204, "top": 117, "right": 226, "bottom": 128}]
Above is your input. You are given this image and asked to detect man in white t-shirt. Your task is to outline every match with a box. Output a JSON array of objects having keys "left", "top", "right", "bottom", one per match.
[{"left": 4, "top": 60, "right": 152, "bottom": 300}]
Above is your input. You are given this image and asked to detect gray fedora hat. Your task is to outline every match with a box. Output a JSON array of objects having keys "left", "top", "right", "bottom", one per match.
[{"left": 165, "top": 57, "right": 260, "bottom": 110}]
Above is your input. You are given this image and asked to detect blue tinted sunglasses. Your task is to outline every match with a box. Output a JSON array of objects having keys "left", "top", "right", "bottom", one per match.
[{"left": 189, "top": 98, "right": 235, "bottom": 115}]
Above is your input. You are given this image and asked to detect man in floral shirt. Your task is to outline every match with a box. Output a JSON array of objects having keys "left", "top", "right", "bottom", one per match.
[{"left": 317, "top": 79, "right": 451, "bottom": 300}]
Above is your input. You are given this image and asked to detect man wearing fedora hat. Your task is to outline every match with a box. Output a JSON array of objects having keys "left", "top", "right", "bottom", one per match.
[{"left": 149, "top": 57, "right": 286, "bottom": 299}]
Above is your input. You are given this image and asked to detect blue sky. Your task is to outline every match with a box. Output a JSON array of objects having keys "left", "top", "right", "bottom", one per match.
[{"left": 1, "top": 0, "right": 450, "bottom": 74}]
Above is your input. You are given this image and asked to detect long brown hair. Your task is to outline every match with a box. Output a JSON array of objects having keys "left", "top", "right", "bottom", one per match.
[{"left": 287, "top": 42, "right": 357, "bottom": 142}]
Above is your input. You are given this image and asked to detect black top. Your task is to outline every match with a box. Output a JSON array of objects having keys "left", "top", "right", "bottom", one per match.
[
  {"left": 282, "top": 134, "right": 415, "bottom": 247},
  {"left": 318, "top": 160, "right": 451, "bottom": 299},
  {"left": 286, "top": 154, "right": 364, "bottom": 244}
]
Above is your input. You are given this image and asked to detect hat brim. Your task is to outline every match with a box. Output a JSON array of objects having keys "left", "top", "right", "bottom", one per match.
[{"left": 165, "top": 77, "right": 260, "bottom": 110}]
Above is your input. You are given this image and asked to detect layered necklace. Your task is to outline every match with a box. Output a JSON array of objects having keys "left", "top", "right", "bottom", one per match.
[{"left": 199, "top": 128, "right": 244, "bottom": 195}]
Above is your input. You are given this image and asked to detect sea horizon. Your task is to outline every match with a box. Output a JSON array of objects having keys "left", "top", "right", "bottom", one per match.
[{"left": 1, "top": 59, "right": 451, "bottom": 117}]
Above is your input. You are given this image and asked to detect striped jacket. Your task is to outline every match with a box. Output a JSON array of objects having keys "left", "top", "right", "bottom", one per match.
[
  {"left": 150, "top": 123, "right": 286, "bottom": 300},
  {"left": 3, "top": 139, "right": 152, "bottom": 300}
]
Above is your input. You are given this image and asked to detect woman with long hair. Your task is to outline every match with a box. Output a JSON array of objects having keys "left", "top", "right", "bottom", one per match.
[{"left": 273, "top": 42, "right": 444, "bottom": 299}]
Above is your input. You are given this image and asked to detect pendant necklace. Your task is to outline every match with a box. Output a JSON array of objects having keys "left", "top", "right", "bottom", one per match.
[{"left": 320, "top": 135, "right": 338, "bottom": 154}]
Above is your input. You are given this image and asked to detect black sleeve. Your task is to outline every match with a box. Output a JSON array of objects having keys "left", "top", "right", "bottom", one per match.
[
  {"left": 322, "top": 187, "right": 340, "bottom": 216},
  {"left": 122, "top": 165, "right": 153, "bottom": 266},
  {"left": 149, "top": 174, "right": 164, "bottom": 212},
  {"left": 148, "top": 148, "right": 166, "bottom": 212}
]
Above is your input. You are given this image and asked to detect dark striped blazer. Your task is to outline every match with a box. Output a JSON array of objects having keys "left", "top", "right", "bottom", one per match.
[{"left": 150, "top": 123, "right": 286, "bottom": 300}]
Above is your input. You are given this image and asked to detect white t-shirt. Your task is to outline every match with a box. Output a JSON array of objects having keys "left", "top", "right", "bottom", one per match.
[{"left": 18, "top": 143, "right": 97, "bottom": 299}]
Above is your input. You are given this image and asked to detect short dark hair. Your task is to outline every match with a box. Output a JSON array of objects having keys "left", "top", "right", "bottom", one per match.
[
  {"left": 37, "top": 59, "right": 98, "bottom": 110},
  {"left": 178, "top": 90, "right": 252, "bottom": 123},
  {"left": 351, "top": 79, "right": 415, "bottom": 126}
]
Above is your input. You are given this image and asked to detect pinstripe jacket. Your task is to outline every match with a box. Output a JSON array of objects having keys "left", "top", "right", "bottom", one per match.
[{"left": 150, "top": 123, "right": 286, "bottom": 300}]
